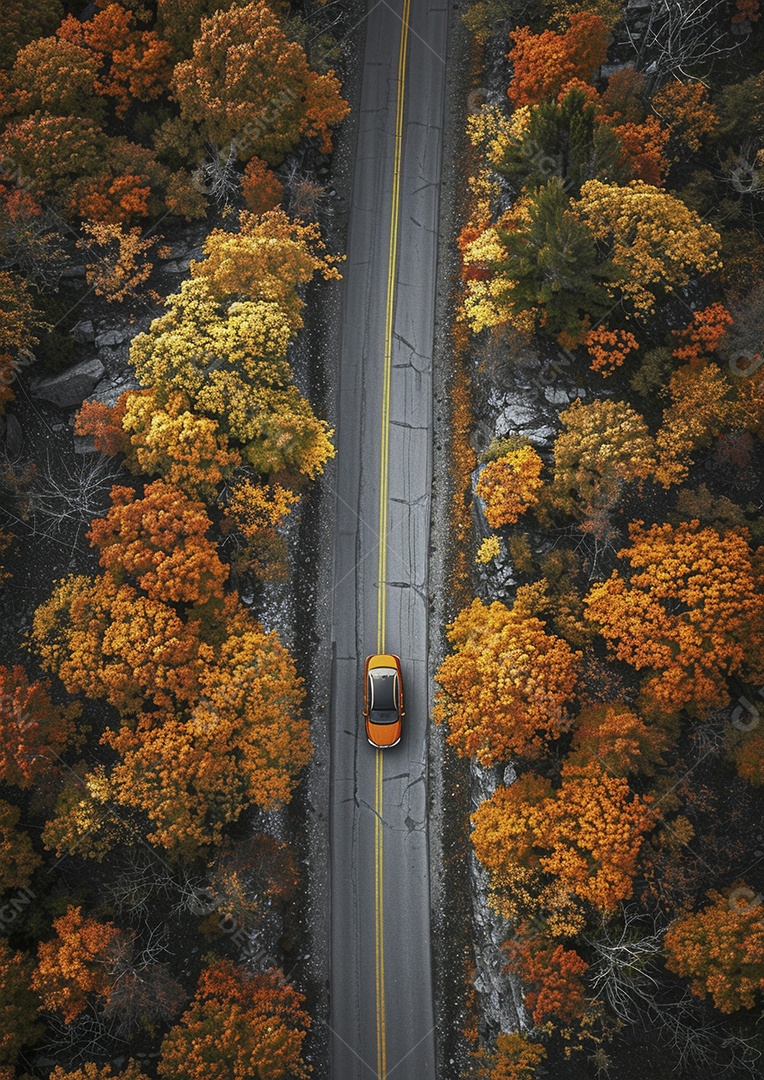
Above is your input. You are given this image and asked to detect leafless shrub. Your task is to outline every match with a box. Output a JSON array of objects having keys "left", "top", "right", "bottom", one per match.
[
  {"left": 24, "top": 451, "right": 121, "bottom": 542},
  {"left": 624, "top": 0, "right": 740, "bottom": 87},
  {"left": 103, "top": 846, "right": 180, "bottom": 926},
  {"left": 37, "top": 1005, "right": 120, "bottom": 1063},
  {"left": 586, "top": 906, "right": 762, "bottom": 1075},
  {"left": 586, "top": 908, "right": 666, "bottom": 1024},
  {"left": 284, "top": 160, "right": 327, "bottom": 221},
  {"left": 0, "top": 207, "right": 69, "bottom": 288},
  {"left": 194, "top": 142, "right": 241, "bottom": 207},
  {"left": 104, "top": 926, "right": 184, "bottom": 1040}
]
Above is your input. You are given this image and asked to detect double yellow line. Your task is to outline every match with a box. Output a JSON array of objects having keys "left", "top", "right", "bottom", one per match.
[{"left": 375, "top": 2, "right": 411, "bottom": 1078}]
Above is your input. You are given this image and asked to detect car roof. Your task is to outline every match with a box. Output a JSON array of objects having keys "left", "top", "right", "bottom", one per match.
[{"left": 369, "top": 667, "right": 397, "bottom": 711}]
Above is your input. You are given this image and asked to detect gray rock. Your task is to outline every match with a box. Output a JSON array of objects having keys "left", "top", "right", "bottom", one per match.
[
  {"left": 495, "top": 403, "right": 539, "bottom": 435},
  {"left": 161, "top": 258, "right": 192, "bottom": 275},
  {"left": 95, "top": 328, "right": 128, "bottom": 349},
  {"left": 91, "top": 370, "right": 140, "bottom": 408},
  {"left": 163, "top": 241, "right": 201, "bottom": 261},
  {"left": 544, "top": 386, "right": 575, "bottom": 405},
  {"left": 525, "top": 424, "right": 556, "bottom": 447},
  {"left": 502, "top": 763, "right": 517, "bottom": 787},
  {"left": 60, "top": 264, "right": 87, "bottom": 278},
  {"left": 33, "top": 357, "right": 105, "bottom": 408},
  {"left": 72, "top": 320, "right": 95, "bottom": 344}
]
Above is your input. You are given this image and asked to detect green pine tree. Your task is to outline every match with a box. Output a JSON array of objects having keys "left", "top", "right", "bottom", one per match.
[
  {"left": 493, "top": 178, "right": 621, "bottom": 341},
  {"left": 499, "top": 87, "right": 629, "bottom": 196}
]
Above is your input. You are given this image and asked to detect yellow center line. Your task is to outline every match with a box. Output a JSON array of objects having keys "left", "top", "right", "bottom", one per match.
[
  {"left": 375, "top": 2, "right": 411, "bottom": 1079},
  {"left": 377, "top": 0, "right": 411, "bottom": 653},
  {"left": 375, "top": 747, "right": 385, "bottom": 1079}
]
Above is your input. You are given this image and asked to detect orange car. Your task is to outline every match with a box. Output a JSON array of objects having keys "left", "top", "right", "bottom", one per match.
[{"left": 363, "top": 653, "right": 404, "bottom": 748}]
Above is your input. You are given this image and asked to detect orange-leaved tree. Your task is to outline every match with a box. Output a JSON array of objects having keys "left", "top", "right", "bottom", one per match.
[
  {"left": 105, "top": 617, "right": 312, "bottom": 853},
  {"left": 585, "top": 521, "right": 764, "bottom": 716},
  {"left": 0, "top": 113, "right": 168, "bottom": 223},
  {"left": 88, "top": 481, "right": 228, "bottom": 606},
  {"left": 472, "top": 762, "right": 656, "bottom": 917},
  {"left": 158, "top": 961, "right": 311, "bottom": 1080},
  {"left": 671, "top": 303, "right": 733, "bottom": 363},
  {"left": 477, "top": 1032, "right": 547, "bottom": 1080},
  {"left": 507, "top": 14, "right": 609, "bottom": 107},
  {"left": 651, "top": 79, "right": 719, "bottom": 161},
  {"left": 57, "top": 3, "right": 172, "bottom": 119},
  {"left": 0, "top": 664, "right": 81, "bottom": 787},
  {"left": 584, "top": 325, "right": 639, "bottom": 375},
  {"left": 476, "top": 445, "right": 544, "bottom": 527},
  {"left": 505, "top": 931, "right": 589, "bottom": 1026},
  {"left": 611, "top": 115, "right": 669, "bottom": 186},
  {"left": 729, "top": 725, "right": 764, "bottom": 787},
  {"left": 663, "top": 886, "right": 764, "bottom": 1012},
  {"left": 240, "top": 156, "right": 284, "bottom": 214},
  {"left": 48, "top": 1063, "right": 152, "bottom": 1080},
  {"left": 31, "top": 905, "right": 123, "bottom": 1022},
  {"left": 171, "top": 0, "right": 348, "bottom": 162},
  {"left": 539, "top": 761, "right": 656, "bottom": 911},
  {"left": 434, "top": 598, "right": 581, "bottom": 765},
  {"left": 155, "top": 0, "right": 238, "bottom": 61},
  {"left": 30, "top": 574, "right": 204, "bottom": 715},
  {"left": 9, "top": 35, "right": 102, "bottom": 120},
  {"left": 566, "top": 702, "right": 670, "bottom": 777},
  {"left": 76, "top": 222, "right": 158, "bottom": 304}
]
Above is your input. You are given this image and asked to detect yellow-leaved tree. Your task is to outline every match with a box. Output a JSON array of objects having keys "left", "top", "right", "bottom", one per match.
[
  {"left": 434, "top": 597, "right": 581, "bottom": 765},
  {"left": 476, "top": 445, "right": 544, "bottom": 527},
  {"left": 194, "top": 209, "right": 342, "bottom": 331},
  {"left": 573, "top": 180, "right": 721, "bottom": 314},
  {"left": 549, "top": 398, "right": 657, "bottom": 517}
]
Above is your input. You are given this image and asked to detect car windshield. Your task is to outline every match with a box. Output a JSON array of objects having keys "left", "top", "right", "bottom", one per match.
[{"left": 369, "top": 668, "right": 398, "bottom": 716}]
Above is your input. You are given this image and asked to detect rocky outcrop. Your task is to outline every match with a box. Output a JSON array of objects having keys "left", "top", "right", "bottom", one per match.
[
  {"left": 72, "top": 320, "right": 95, "bottom": 345},
  {"left": 94, "top": 328, "right": 130, "bottom": 350},
  {"left": 470, "top": 761, "right": 527, "bottom": 1041},
  {"left": 32, "top": 357, "right": 105, "bottom": 408},
  {"left": 159, "top": 235, "right": 205, "bottom": 275}
]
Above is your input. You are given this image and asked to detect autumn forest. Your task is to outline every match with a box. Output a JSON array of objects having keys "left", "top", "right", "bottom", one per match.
[
  {"left": 1, "top": 0, "right": 764, "bottom": 1078},
  {"left": 445, "top": 0, "right": 764, "bottom": 1076},
  {"left": 0, "top": 1, "right": 347, "bottom": 1078}
]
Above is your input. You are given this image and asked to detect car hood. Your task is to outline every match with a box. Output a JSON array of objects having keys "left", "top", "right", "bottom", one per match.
[{"left": 367, "top": 718, "right": 401, "bottom": 747}]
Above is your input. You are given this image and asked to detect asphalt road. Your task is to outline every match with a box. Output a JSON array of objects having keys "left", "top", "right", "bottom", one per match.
[{"left": 328, "top": 2, "right": 448, "bottom": 1078}]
